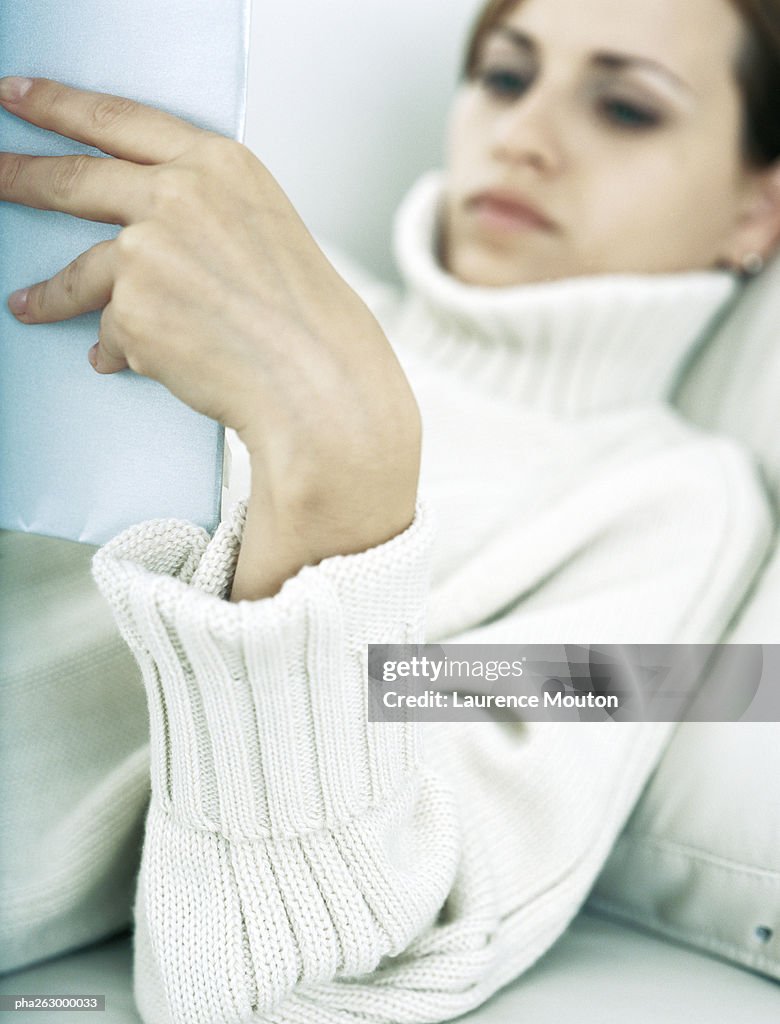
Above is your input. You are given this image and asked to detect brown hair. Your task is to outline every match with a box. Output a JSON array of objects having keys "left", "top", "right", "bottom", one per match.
[{"left": 461, "top": 0, "right": 780, "bottom": 166}]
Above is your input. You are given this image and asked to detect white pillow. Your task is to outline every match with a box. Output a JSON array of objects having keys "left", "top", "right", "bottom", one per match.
[
  {"left": 589, "top": 258, "right": 780, "bottom": 978},
  {"left": 588, "top": 722, "right": 780, "bottom": 980}
]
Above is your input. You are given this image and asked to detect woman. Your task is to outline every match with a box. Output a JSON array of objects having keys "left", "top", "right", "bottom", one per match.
[{"left": 1, "top": 0, "right": 779, "bottom": 1020}]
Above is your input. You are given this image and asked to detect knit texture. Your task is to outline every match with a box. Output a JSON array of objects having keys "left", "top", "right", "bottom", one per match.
[
  {"left": 86, "top": 173, "right": 773, "bottom": 1022},
  {"left": 91, "top": 501, "right": 433, "bottom": 839}
]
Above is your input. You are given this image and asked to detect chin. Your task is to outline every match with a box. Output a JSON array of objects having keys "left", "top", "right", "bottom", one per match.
[
  {"left": 447, "top": 247, "right": 555, "bottom": 288},
  {"left": 440, "top": 216, "right": 566, "bottom": 287}
]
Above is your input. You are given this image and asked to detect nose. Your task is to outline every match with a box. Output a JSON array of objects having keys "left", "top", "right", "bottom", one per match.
[{"left": 490, "top": 86, "right": 565, "bottom": 175}]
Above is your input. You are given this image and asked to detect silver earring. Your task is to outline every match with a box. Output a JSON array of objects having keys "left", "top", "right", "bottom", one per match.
[{"left": 740, "top": 252, "right": 765, "bottom": 277}]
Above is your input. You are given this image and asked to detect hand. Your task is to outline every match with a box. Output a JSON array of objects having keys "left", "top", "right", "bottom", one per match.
[{"left": 0, "top": 76, "right": 421, "bottom": 598}]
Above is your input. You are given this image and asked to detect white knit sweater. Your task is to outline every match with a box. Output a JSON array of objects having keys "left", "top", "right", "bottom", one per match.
[{"left": 89, "top": 173, "right": 772, "bottom": 1024}]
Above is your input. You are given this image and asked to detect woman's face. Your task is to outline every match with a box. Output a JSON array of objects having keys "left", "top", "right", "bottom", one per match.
[{"left": 442, "top": 0, "right": 761, "bottom": 285}]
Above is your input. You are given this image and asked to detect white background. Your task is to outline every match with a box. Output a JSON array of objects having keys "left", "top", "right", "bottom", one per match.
[{"left": 243, "top": 1, "right": 483, "bottom": 281}]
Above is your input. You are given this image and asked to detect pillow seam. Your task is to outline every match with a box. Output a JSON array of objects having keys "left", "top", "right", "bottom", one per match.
[{"left": 618, "top": 830, "right": 780, "bottom": 880}]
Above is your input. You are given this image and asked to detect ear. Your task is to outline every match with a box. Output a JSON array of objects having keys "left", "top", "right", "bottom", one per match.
[{"left": 719, "top": 160, "right": 780, "bottom": 271}]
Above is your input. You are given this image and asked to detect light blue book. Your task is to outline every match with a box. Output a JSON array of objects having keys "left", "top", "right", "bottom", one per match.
[{"left": 0, "top": 0, "right": 250, "bottom": 544}]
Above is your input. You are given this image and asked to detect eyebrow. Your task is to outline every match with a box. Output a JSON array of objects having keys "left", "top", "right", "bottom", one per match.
[{"left": 491, "top": 26, "right": 696, "bottom": 98}]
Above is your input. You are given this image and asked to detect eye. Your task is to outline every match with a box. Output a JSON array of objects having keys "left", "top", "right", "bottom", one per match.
[
  {"left": 600, "top": 98, "right": 662, "bottom": 130},
  {"left": 478, "top": 67, "right": 533, "bottom": 100}
]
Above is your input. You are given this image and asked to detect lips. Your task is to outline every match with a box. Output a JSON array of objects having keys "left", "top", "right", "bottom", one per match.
[{"left": 468, "top": 189, "right": 557, "bottom": 233}]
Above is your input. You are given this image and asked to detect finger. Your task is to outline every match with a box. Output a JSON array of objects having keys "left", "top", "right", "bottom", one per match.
[
  {"left": 9, "top": 240, "right": 116, "bottom": 324},
  {"left": 88, "top": 340, "right": 128, "bottom": 374},
  {"left": 0, "top": 76, "right": 200, "bottom": 164},
  {"left": 0, "top": 152, "right": 146, "bottom": 223},
  {"left": 92, "top": 304, "right": 129, "bottom": 374}
]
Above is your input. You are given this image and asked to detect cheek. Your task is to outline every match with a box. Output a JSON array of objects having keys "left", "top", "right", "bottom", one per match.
[{"left": 575, "top": 144, "right": 742, "bottom": 263}]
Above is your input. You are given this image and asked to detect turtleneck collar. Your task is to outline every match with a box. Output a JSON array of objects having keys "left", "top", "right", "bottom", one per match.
[{"left": 392, "top": 171, "right": 739, "bottom": 417}]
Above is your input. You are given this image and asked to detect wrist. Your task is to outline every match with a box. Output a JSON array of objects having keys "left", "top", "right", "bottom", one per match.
[
  {"left": 229, "top": 455, "right": 419, "bottom": 603},
  {"left": 252, "top": 459, "right": 419, "bottom": 562},
  {"left": 229, "top": 371, "right": 421, "bottom": 602}
]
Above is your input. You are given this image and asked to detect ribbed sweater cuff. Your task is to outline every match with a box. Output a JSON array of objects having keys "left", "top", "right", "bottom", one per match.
[{"left": 91, "top": 501, "right": 434, "bottom": 840}]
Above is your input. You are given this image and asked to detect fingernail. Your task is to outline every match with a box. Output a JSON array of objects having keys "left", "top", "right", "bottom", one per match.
[
  {"left": 8, "top": 288, "right": 29, "bottom": 316},
  {"left": 88, "top": 343, "right": 99, "bottom": 368},
  {"left": 0, "top": 77, "right": 34, "bottom": 103}
]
